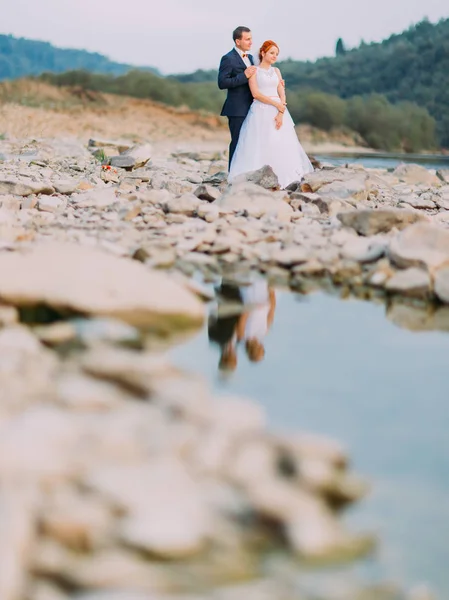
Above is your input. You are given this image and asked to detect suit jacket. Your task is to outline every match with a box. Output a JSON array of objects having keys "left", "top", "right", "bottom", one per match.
[{"left": 218, "top": 48, "right": 254, "bottom": 117}]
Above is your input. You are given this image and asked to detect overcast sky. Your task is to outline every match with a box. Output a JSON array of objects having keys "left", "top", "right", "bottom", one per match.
[{"left": 2, "top": 0, "right": 448, "bottom": 73}]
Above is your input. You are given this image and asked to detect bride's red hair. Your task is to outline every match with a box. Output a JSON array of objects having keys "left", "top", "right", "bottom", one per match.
[{"left": 258, "top": 40, "right": 280, "bottom": 62}]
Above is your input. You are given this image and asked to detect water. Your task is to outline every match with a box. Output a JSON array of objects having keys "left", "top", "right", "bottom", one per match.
[
  {"left": 172, "top": 287, "right": 449, "bottom": 596},
  {"left": 316, "top": 152, "right": 449, "bottom": 172}
]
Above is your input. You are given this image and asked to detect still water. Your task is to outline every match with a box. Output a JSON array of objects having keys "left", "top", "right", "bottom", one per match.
[
  {"left": 315, "top": 152, "right": 449, "bottom": 172},
  {"left": 171, "top": 285, "right": 449, "bottom": 596}
]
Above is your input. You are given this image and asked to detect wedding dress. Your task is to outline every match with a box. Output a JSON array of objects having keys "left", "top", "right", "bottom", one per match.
[{"left": 228, "top": 66, "right": 313, "bottom": 188}]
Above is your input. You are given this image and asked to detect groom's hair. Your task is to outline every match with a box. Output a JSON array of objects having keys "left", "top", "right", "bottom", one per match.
[{"left": 233, "top": 26, "right": 251, "bottom": 41}]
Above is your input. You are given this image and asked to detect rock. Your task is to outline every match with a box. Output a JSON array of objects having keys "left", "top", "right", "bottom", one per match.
[
  {"left": 164, "top": 193, "right": 202, "bottom": 216},
  {"left": 50, "top": 548, "right": 174, "bottom": 593},
  {"left": 337, "top": 209, "right": 426, "bottom": 236},
  {"left": 393, "top": 163, "right": 441, "bottom": 187},
  {"left": 271, "top": 246, "right": 311, "bottom": 267},
  {"left": 286, "top": 501, "right": 375, "bottom": 561},
  {"left": 41, "top": 487, "right": 114, "bottom": 551},
  {"left": 389, "top": 223, "right": 449, "bottom": 270},
  {"left": 53, "top": 179, "right": 79, "bottom": 195},
  {"left": 0, "top": 482, "right": 36, "bottom": 600},
  {"left": 434, "top": 265, "right": 449, "bottom": 303},
  {"left": 215, "top": 183, "right": 292, "bottom": 223},
  {"left": 0, "top": 325, "right": 58, "bottom": 407},
  {"left": 0, "top": 243, "right": 205, "bottom": 332},
  {"left": 87, "top": 458, "right": 209, "bottom": 559},
  {"left": 119, "top": 201, "right": 141, "bottom": 221},
  {"left": 88, "top": 138, "right": 132, "bottom": 153},
  {"left": 435, "top": 196, "right": 449, "bottom": 211},
  {"left": 29, "top": 581, "right": 69, "bottom": 600},
  {"left": 0, "top": 407, "right": 82, "bottom": 481},
  {"left": 340, "top": 238, "right": 386, "bottom": 263},
  {"left": 194, "top": 184, "right": 221, "bottom": 202},
  {"left": 385, "top": 267, "right": 431, "bottom": 297},
  {"left": 0, "top": 178, "right": 55, "bottom": 196},
  {"left": 56, "top": 372, "right": 130, "bottom": 410},
  {"left": 197, "top": 204, "right": 219, "bottom": 222},
  {"left": 0, "top": 305, "right": 18, "bottom": 325},
  {"left": 112, "top": 143, "right": 152, "bottom": 170},
  {"left": 437, "top": 169, "right": 449, "bottom": 184},
  {"left": 204, "top": 171, "right": 228, "bottom": 185},
  {"left": 400, "top": 195, "right": 436, "bottom": 209},
  {"left": 38, "top": 196, "right": 67, "bottom": 213},
  {"left": 109, "top": 155, "right": 135, "bottom": 170},
  {"left": 293, "top": 192, "right": 353, "bottom": 216},
  {"left": 232, "top": 165, "right": 280, "bottom": 189},
  {"left": 315, "top": 177, "right": 368, "bottom": 203},
  {"left": 74, "top": 189, "right": 118, "bottom": 208}
]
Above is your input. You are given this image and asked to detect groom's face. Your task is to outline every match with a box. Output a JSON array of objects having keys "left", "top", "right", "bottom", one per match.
[{"left": 236, "top": 32, "right": 253, "bottom": 53}]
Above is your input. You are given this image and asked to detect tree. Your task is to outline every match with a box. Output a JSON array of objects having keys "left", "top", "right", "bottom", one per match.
[{"left": 336, "top": 38, "right": 346, "bottom": 57}]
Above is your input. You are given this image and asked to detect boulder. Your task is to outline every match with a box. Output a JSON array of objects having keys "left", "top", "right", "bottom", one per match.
[
  {"left": 389, "top": 223, "right": 449, "bottom": 270},
  {"left": 0, "top": 243, "right": 205, "bottom": 332},
  {"left": 385, "top": 267, "right": 431, "bottom": 297},
  {"left": 215, "top": 183, "right": 292, "bottom": 222},
  {"left": 0, "top": 179, "right": 55, "bottom": 197},
  {"left": 337, "top": 209, "right": 426, "bottom": 236},
  {"left": 315, "top": 177, "right": 368, "bottom": 203},
  {"left": 340, "top": 238, "right": 386, "bottom": 263},
  {"left": 232, "top": 165, "right": 280, "bottom": 189},
  {"left": 87, "top": 459, "right": 209, "bottom": 559},
  {"left": 393, "top": 163, "right": 441, "bottom": 187}
]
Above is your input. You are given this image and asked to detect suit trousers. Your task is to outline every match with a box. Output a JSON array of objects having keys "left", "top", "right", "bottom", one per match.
[{"left": 227, "top": 116, "right": 246, "bottom": 169}]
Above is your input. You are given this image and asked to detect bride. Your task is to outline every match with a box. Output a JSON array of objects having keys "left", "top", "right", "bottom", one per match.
[{"left": 228, "top": 40, "right": 313, "bottom": 188}]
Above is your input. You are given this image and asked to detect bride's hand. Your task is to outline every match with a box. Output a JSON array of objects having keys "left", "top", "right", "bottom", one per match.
[
  {"left": 274, "top": 101, "right": 285, "bottom": 112},
  {"left": 275, "top": 112, "right": 283, "bottom": 130}
]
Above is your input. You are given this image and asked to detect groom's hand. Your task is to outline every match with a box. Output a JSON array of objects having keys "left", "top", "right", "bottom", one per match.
[{"left": 245, "top": 66, "right": 257, "bottom": 79}]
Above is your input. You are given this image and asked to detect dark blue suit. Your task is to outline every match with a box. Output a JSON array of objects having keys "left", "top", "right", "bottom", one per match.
[{"left": 218, "top": 48, "right": 254, "bottom": 167}]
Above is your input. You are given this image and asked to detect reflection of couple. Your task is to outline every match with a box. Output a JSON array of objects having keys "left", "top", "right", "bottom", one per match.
[
  {"left": 218, "top": 26, "right": 313, "bottom": 188},
  {"left": 208, "top": 280, "right": 276, "bottom": 372}
]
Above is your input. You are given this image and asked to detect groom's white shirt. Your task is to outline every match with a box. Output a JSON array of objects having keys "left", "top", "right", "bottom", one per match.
[{"left": 235, "top": 46, "right": 251, "bottom": 67}]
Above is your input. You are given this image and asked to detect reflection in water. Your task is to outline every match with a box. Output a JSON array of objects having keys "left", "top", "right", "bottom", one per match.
[
  {"left": 208, "top": 280, "right": 276, "bottom": 372},
  {"left": 173, "top": 289, "right": 449, "bottom": 596}
]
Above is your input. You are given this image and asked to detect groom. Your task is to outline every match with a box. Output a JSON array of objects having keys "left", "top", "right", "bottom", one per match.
[{"left": 218, "top": 26, "right": 256, "bottom": 168}]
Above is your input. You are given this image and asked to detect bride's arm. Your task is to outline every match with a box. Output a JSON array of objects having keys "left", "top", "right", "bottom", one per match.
[
  {"left": 275, "top": 68, "right": 287, "bottom": 107},
  {"left": 248, "top": 74, "right": 285, "bottom": 112}
]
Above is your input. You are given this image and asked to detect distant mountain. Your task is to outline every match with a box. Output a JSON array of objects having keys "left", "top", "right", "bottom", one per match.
[
  {"left": 171, "top": 18, "right": 449, "bottom": 147},
  {"left": 0, "top": 34, "right": 159, "bottom": 80}
]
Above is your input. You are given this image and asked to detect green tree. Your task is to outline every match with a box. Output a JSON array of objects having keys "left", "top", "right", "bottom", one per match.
[{"left": 336, "top": 38, "right": 346, "bottom": 56}]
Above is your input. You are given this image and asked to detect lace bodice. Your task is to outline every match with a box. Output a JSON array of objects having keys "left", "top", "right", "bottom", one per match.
[{"left": 256, "top": 67, "right": 280, "bottom": 97}]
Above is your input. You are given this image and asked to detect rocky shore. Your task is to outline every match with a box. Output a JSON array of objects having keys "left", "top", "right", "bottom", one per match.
[{"left": 0, "top": 134, "right": 443, "bottom": 600}]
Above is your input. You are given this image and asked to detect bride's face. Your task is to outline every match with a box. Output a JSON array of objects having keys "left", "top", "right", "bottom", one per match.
[{"left": 263, "top": 46, "right": 279, "bottom": 64}]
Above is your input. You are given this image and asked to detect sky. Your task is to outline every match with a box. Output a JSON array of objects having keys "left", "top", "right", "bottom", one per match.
[{"left": 2, "top": 0, "right": 448, "bottom": 73}]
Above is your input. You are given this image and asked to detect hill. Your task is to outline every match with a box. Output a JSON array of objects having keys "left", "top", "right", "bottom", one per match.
[
  {"left": 0, "top": 34, "right": 159, "bottom": 80},
  {"left": 172, "top": 18, "right": 449, "bottom": 148}
]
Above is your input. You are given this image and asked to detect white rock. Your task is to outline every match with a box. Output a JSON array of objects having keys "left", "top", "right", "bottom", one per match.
[
  {"left": 389, "top": 223, "right": 449, "bottom": 270},
  {"left": 87, "top": 458, "right": 210, "bottom": 558},
  {"left": 385, "top": 268, "right": 431, "bottom": 296},
  {"left": 0, "top": 243, "right": 205, "bottom": 331},
  {"left": 38, "top": 196, "right": 67, "bottom": 213},
  {"left": 215, "top": 183, "right": 292, "bottom": 223}
]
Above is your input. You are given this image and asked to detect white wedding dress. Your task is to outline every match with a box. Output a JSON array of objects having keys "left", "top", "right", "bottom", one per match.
[{"left": 228, "top": 67, "right": 313, "bottom": 188}]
